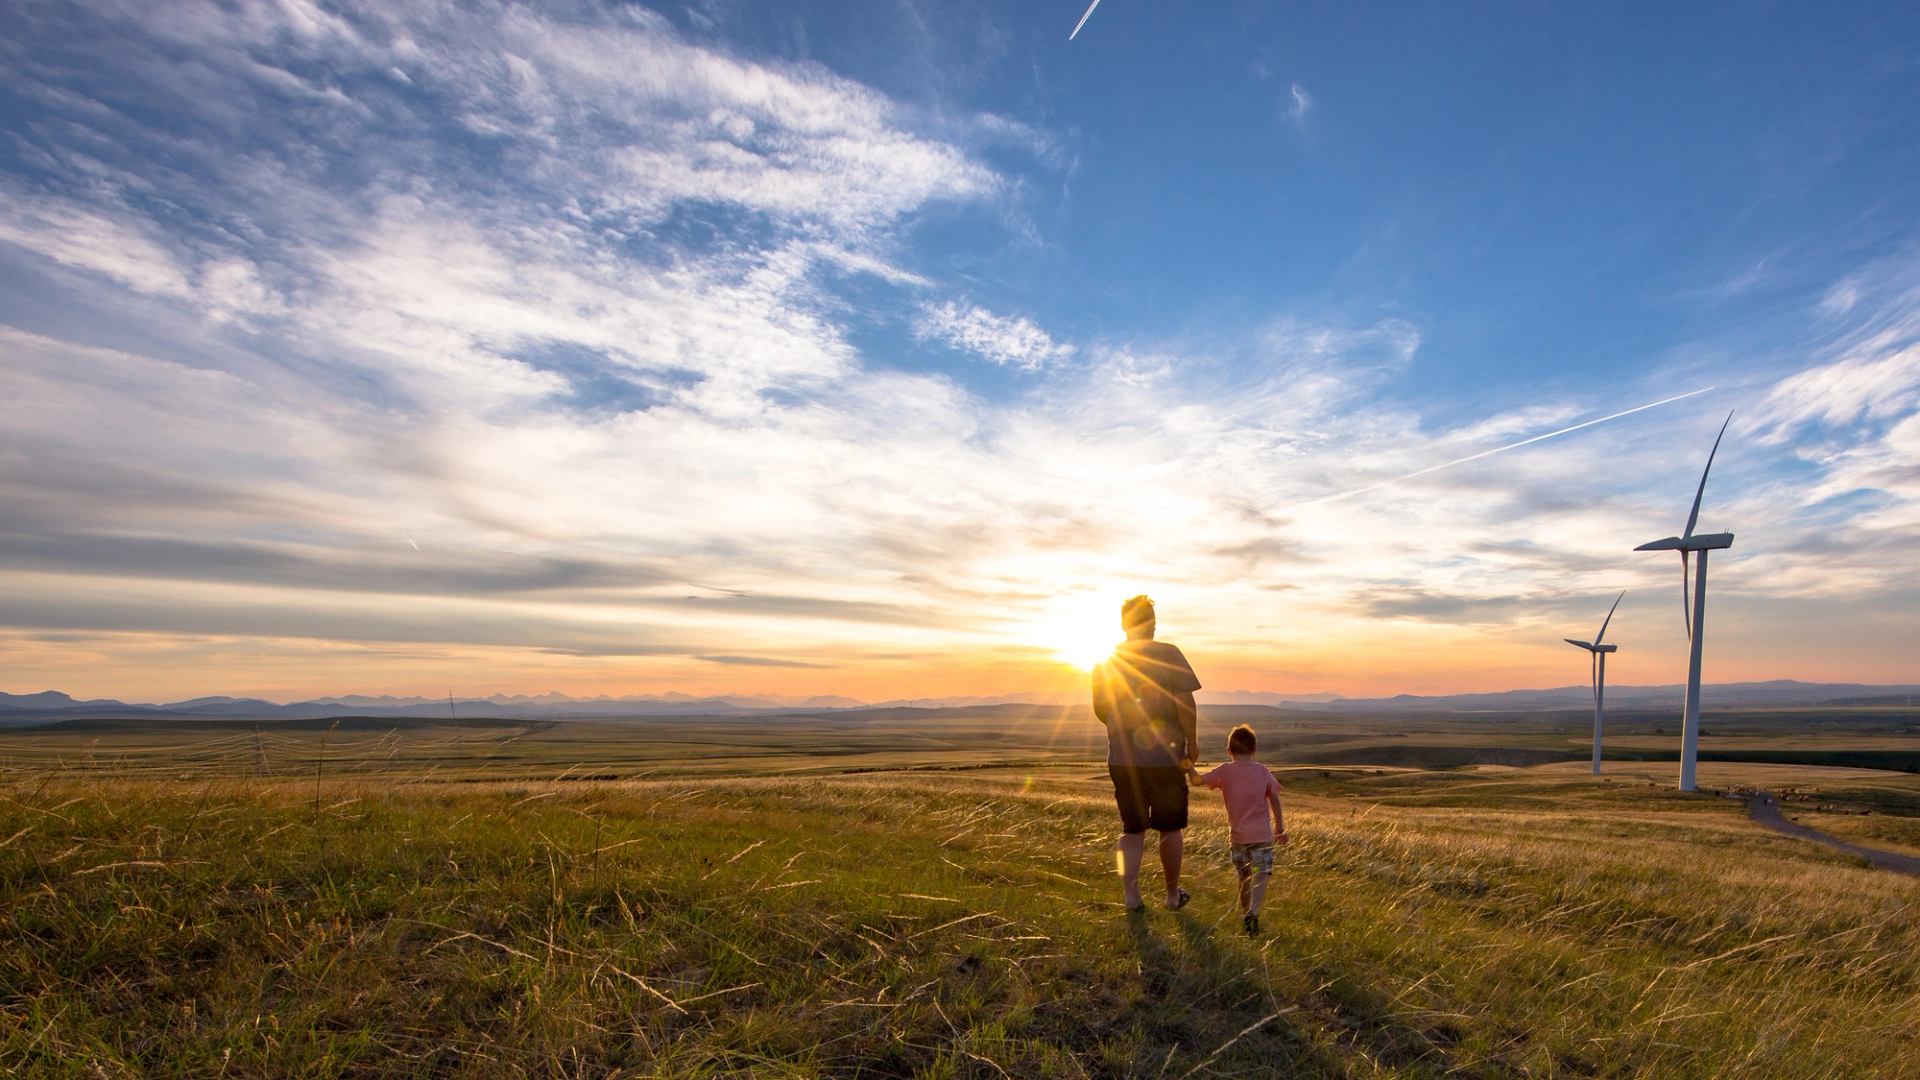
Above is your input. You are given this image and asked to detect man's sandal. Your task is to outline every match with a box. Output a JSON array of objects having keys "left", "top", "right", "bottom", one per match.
[{"left": 1166, "top": 888, "right": 1191, "bottom": 912}]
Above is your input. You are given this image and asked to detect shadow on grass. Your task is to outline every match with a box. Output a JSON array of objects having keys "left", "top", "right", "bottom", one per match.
[
  {"left": 1099, "top": 909, "right": 1342, "bottom": 1078},
  {"left": 1100, "top": 905, "right": 1477, "bottom": 1078},
  {"left": 1283, "top": 953, "right": 1473, "bottom": 1075}
]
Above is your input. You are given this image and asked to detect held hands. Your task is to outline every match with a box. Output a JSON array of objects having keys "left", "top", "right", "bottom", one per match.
[{"left": 1275, "top": 829, "right": 1290, "bottom": 847}]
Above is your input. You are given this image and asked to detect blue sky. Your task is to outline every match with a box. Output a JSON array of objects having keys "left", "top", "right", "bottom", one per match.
[{"left": 1, "top": 1, "right": 1917, "bottom": 701}]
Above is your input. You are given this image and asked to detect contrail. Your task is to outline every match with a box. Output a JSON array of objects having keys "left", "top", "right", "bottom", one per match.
[
  {"left": 406, "top": 537, "right": 420, "bottom": 551},
  {"left": 1069, "top": 0, "right": 1103, "bottom": 40},
  {"left": 1300, "top": 385, "right": 1717, "bottom": 508}
]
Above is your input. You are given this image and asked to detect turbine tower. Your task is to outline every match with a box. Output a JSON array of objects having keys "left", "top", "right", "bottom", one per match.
[
  {"left": 1634, "top": 412, "right": 1735, "bottom": 792},
  {"left": 1564, "top": 591, "right": 1625, "bottom": 776}
]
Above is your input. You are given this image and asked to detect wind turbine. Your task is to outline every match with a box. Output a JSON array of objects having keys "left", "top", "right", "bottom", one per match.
[
  {"left": 1564, "top": 591, "right": 1624, "bottom": 776},
  {"left": 1634, "top": 412, "right": 1735, "bottom": 792}
]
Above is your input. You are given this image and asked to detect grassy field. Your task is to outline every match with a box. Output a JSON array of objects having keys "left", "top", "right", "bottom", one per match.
[{"left": 2, "top": 713, "right": 1918, "bottom": 1076}]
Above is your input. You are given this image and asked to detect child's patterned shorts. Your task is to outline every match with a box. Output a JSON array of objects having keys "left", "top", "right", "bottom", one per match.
[{"left": 1230, "top": 842, "right": 1275, "bottom": 875}]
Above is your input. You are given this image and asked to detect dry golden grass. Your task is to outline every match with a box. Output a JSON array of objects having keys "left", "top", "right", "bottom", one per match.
[{"left": 2, "top": 762, "right": 1915, "bottom": 1077}]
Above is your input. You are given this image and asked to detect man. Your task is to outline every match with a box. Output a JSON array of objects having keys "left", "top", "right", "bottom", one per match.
[{"left": 1091, "top": 594, "right": 1202, "bottom": 911}]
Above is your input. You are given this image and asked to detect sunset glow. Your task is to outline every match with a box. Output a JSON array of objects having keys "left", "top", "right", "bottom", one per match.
[
  {"left": 1026, "top": 598, "right": 1126, "bottom": 672},
  {"left": 1, "top": 3, "right": 1917, "bottom": 704}
]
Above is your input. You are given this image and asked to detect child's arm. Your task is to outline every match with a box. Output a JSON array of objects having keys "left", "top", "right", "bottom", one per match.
[{"left": 1268, "top": 788, "right": 1288, "bottom": 845}]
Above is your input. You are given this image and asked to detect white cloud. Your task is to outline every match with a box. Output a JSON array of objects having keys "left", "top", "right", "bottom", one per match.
[
  {"left": 1752, "top": 334, "right": 1920, "bottom": 439},
  {"left": 1820, "top": 277, "right": 1861, "bottom": 316},
  {"left": 1286, "top": 83, "right": 1313, "bottom": 125},
  {"left": 438, "top": 5, "right": 998, "bottom": 235},
  {"left": 0, "top": 4, "right": 1002, "bottom": 416},
  {"left": 0, "top": 191, "right": 193, "bottom": 299},
  {"left": 1708, "top": 283, "right": 1920, "bottom": 601},
  {"left": 298, "top": 199, "right": 864, "bottom": 416},
  {"left": 914, "top": 302, "right": 1075, "bottom": 370},
  {"left": 198, "top": 258, "right": 287, "bottom": 322}
]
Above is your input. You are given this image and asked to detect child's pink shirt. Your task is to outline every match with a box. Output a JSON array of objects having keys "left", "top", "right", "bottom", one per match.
[{"left": 1201, "top": 758, "right": 1281, "bottom": 844}]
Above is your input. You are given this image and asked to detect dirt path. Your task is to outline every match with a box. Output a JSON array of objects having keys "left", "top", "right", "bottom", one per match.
[{"left": 1748, "top": 793, "right": 1920, "bottom": 877}]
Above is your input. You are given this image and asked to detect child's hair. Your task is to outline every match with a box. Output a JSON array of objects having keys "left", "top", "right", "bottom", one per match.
[{"left": 1226, "top": 724, "right": 1257, "bottom": 754}]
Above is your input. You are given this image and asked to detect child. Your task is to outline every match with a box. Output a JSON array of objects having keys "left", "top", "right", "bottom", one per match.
[{"left": 1198, "top": 724, "right": 1288, "bottom": 934}]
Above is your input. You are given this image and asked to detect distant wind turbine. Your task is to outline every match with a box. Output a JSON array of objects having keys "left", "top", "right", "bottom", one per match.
[
  {"left": 1634, "top": 411, "right": 1736, "bottom": 792},
  {"left": 1069, "top": 0, "right": 1103, "bottom": 40},
  {"left": 1564, "top": 591, "right": 1624, "bottom": 776}
]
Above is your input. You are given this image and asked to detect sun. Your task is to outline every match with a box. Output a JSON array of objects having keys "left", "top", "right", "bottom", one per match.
[{"left": 1030, "top": 600, "right": 1122, "bottom": 671}]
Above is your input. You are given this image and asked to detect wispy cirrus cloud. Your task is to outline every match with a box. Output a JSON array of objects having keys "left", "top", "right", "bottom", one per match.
[
  {"left": 913, "top": 301, "right": 1076, "bottom": 370},
  {"left": 0, "top": 191, "right": 195, "bottom": 300},
  {"left": 1753, "top": 336, "right": 1920, "bottom": 438}
]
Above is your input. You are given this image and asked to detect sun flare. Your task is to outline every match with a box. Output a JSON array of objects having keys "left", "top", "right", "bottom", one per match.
[{"left": 1029, "top": 601, "right": 1123, "bottom": 671}]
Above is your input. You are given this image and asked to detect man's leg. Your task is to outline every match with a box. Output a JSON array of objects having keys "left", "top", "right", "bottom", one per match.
[
  {"left": 1111, "top": 764, "right": 1152, "bottom": 909},
  {"left": 1145, "top": 767, "right": 1188, "bottom": 907},
  {"left": 1158, "top": 828, "right": 1183, "bottom": 905},
  {"left": 1117, "top": 831, "right": 1147, "bottom": 908}
]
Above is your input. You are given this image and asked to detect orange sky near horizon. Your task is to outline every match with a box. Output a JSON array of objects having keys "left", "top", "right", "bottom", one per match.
[{"left": 5, "top": 591, "right": 1914, "bottom": 705}]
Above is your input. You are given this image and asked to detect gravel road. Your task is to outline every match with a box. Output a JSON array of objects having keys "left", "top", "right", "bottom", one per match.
[{"left": 1748, "top": 793, "right": 1920, "bottom": 877}]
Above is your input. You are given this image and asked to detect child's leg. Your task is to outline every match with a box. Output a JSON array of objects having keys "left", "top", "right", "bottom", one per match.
[
  {"left": 1235, "top": 865, "right": 1252, "bottom": 912},
  {"left": 1247, "top": 870, "right": 1272, "bottom": 916}
]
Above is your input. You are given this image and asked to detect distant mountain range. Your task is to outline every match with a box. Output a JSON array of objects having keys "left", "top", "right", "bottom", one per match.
[
  {"left": 1280, "top": 680, "right": 1920, "bottom": 712},
  {"left": 0, "top": 689, "right": 863, "bottom": 723},
  {"left": 2, "top": 680, "right": 1916, "bottom": 725}
]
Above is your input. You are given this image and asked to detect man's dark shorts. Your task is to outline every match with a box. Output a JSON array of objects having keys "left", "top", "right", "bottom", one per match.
[{"left": 1109, "top": 764, "right": 1189, "bottom": 834}]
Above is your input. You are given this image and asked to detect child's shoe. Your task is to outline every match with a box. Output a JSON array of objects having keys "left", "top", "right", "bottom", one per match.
[{"left": 1243, "top": 912, "right": 1259, "bottom": 936}]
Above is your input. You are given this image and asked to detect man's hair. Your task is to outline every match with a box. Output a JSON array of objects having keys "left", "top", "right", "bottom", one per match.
[
  {"left": 1227, "top": 724, "right": 1257, "bottom": 754},
  {"left": 1120, "top": 594, "right": 1156, "bottom": 632}
]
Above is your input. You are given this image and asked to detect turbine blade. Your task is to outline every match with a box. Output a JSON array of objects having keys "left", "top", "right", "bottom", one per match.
[
  {"left": 1680, "top": 550, "right": 1693, "bottom": 639},
  {"left": 1595, "top": 590, "right": 1625, "bottom": 644},
  {"left": 1565, "top": 638, "right": 1593, "bottom": 650},
  {"left": 1683, "top": 411, "right": 1734, "bottom": 539}
]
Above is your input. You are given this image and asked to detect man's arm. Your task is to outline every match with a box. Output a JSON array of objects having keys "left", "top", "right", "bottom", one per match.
[
  {"left": 1090, "top": 666, "right": 1114, "bottom": 726},
  {"left": 1175, "top": 690, "right": 1197, "bottom": 766}
]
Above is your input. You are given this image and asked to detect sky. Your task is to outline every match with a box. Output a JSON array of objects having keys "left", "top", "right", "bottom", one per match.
[{"left": 2, "top": 0, "right": 1919, "bottom": 703}]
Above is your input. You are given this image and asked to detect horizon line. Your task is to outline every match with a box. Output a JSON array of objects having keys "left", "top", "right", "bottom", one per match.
[{"left": 8, "top": 675, "right": 1918, "bottom": 712}]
